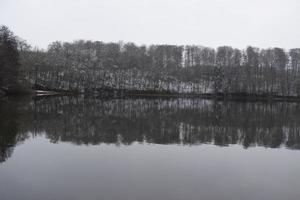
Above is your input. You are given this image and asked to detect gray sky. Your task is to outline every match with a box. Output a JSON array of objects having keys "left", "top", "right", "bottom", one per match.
[{"left": 1, "top": 0, "right": 300, "bottom": 49}]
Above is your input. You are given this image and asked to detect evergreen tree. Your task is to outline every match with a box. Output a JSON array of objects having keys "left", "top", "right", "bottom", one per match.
[{"left": 0, "top": 25, "right": 20, "bottom": 93}]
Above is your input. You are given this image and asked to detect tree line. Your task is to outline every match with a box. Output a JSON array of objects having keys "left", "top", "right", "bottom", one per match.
[{"left": 2, "top": 25, "right": 300, "bottom": 97}]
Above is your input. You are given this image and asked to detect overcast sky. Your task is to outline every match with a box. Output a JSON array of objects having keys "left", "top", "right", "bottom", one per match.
[{"left": 1, "top": 0, "right": 300, "bottom": 49}]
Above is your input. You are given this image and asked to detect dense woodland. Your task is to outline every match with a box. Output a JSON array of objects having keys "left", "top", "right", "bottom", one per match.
[{"left": 1, "top": 25, "right": 300, "bottom": 97}]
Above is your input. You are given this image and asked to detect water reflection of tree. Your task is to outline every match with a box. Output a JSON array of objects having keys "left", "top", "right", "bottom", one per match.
[
  {"left": 28, "top": 97, "right": 300, "bottom": 149},
  {"left": 1, "top": 97, "right": 300, "bottom": 163},
  {"left": 0, "top": 97, "right": 31, "bottom": 163}
]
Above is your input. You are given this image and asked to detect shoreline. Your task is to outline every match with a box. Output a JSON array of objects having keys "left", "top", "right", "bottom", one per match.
[
  {"left": 2, "top": 88, "right": 300, "bottom": 102},
  {"left": 28, "top": 90, "right": 300, "bottom": 102}
]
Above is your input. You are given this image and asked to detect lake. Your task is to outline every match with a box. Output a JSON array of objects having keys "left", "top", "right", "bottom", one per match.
[{"left": 1, "top": 96, "right": 300, "bottom": 200}]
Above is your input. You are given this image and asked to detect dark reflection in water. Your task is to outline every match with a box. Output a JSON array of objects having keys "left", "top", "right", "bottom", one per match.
[
  {"left": 2, "top": 97, "right": 300, "bottom": 200},
  {"left": 1, "top": 96, "right": 300, "bottom": 163},
  {"left": 0, "top": 97, "right": 30, "bottom": 163}
]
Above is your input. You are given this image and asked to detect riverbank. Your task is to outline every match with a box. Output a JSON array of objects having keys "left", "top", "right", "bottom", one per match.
[
  {"left": 3, "top": 87, "right": 300, "bottom": 102},
  {"left": 34, "top": 89, "right": 300, "bottom": 102},
  {"left": 127, "top": 93, "right": 300, "bottom": 102}
]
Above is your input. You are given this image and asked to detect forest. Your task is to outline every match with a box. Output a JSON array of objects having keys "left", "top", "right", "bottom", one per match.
[{"left": 1, "top": 25, "right": 300, "bottom": 98}]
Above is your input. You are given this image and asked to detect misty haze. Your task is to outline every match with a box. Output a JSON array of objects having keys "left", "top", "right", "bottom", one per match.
[{"left": 1, "top": 0, "right": 300, "bottom": 200}]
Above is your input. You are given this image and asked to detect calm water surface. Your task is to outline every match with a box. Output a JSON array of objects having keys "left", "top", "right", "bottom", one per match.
[{"left": 1, "top": 97, "right": 300, "bottom": 200}]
